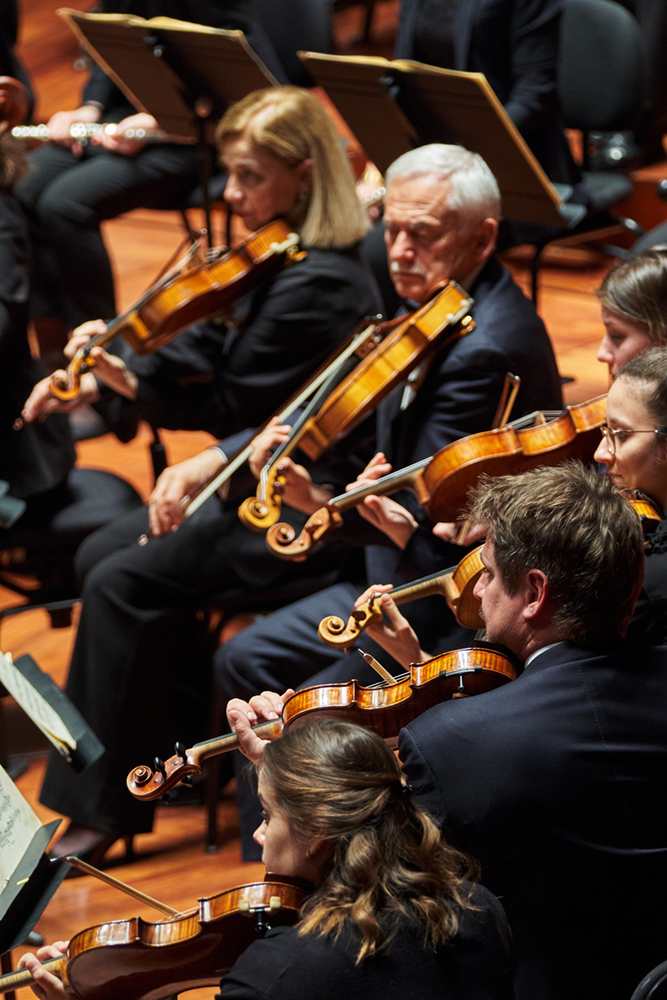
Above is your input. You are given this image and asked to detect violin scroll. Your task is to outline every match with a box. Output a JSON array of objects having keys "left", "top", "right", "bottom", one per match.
[
  {"left": 267, "top": 505, "right": 344, "bottom": 558},
  {"left": 126, "top": 740, "right": 202, "bottom": 801},
  {"left": 237, "top": 468, "right": 285, "bottom": 531},
  {"left": 318, "top": 595, "right": 384, "bottom": 649}
]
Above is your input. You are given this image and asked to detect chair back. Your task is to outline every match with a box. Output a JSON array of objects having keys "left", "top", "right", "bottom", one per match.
[
  {"left": 559, "top": 0, "right": 648, "bottom": 132},
  {"left": 631, "top": 958, "right": 667, "bottom": 999}
]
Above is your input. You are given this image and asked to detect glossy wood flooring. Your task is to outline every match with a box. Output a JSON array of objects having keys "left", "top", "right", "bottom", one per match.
[{"left": 4, "top": 1, "right": 667, "bottom": 992}]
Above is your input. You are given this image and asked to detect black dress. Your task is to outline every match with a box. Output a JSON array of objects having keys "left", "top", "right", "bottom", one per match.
[{"left": 217, "top": 883, "right": 515, "bottom": 1000}]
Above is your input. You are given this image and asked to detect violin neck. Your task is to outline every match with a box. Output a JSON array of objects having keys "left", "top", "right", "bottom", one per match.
[
  {"left": 389, "top": 568, "right": 452, "bottom": 605},
  {"left": 0, "top": 956, "right": 65, "bottom": 994},
  {"left": 192, "top": 718, "right": 284, "bottom": 762},
  {"left": 259, "top": 351, "right": 361, "bottom": 491},
  {"left": 330, "top": 457, "right": 432, "bottom": 512}
]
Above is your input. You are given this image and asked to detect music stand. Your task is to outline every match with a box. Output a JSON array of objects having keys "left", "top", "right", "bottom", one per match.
[
  {"left": 57, "top": 9, "right": 280, "bottom": 244},
  {"left": 299, "top": 52, "right": 586, "bottom": 229}
]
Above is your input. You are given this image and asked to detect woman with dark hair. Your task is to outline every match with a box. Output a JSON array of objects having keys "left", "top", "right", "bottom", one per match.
[{"left": 21, "top": 720, "right": 514, "bottom": 1000}]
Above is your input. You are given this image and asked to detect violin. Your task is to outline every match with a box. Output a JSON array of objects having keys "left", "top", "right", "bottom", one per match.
[
  {"left": 319, "top": 545, "right": 484, "bottom": 650},
  {"left": 626, "top": 492, "right": 662, "bottom": 538},
  {"left": 318, "top": 491, "right": 661, "bottom": 650},
  {"left": 127, "top": 641, "right": 519, "bottom": 800},
  {"left": 138, "top": 312, "right": 391, "bottom": 540},
  {"left": 49, "top": 219, "right": 305, "bottom": 401},
  {"left": 266, "top": 394, "right": 607, "bottom": 559},
  {"left": 0, "top": 881, "right": 304, "bottom": 1000},
  {"left": 237, "top": 281, "right": 474, "bottom": 532}
]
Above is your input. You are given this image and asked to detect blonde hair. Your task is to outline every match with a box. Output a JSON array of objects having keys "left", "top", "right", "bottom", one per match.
[
  {"left": 259, "top": 720, "right": 477, "bottom": 963},
  {"left": 216, "top": 87, "right": 369, "bottom": 249}
]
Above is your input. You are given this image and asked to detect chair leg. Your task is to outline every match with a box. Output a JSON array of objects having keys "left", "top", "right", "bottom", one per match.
[
  {"left": 362, "top": 0, "right": 376, "bottom": 42},
  {"left": 531, "top": 243, "right": 548, "bottom": 306}
]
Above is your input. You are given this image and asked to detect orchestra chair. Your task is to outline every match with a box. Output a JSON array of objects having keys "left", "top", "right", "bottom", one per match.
[
  {"left": 0, "top": 468, "right": 142, "bottom": 631},
  {"left": 528, "top": 0, "right": 648, "bottom": 302},
  {"left": 630, "top": 958, "right": 667, "bottom": 999}
]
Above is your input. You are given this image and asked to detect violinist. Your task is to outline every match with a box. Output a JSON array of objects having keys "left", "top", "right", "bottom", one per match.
[
  {"left": 36, "top": 86, "right": 380, "bottom": 866},
  {"left": 215, "top": 143, "right": 562, "bottom": 857},
  {"left": 14, "top": 0, "right": 286, "bottom": 367},
  {"left": 21, "top": 720, "right": 514, "bottom": 1000},
  {"left": 595, "top": 348, "right": 667, "bottom": 643},
  {"left": 596, "top": 245, "right": 667, "bottom": 380},
  {"left": 231, "top": 463, "right": 667, "bottom": 1000}
]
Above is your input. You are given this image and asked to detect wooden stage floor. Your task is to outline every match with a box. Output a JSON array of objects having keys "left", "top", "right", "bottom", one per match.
[{"left": 4, "top": 1, "right": 667, "bottom": 992}]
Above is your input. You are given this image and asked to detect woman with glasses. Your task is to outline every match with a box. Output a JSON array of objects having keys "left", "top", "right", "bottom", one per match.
[{"left": 594, "top": 347, "right": 667, "bottom": 642}]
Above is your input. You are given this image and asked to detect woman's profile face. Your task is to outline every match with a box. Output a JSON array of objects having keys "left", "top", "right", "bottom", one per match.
[
  {"left": 597, "top": 305, "right": 652, "bottom": 380},
  {"left": 254, "top": 775, "right": 324, "bottom": 882},
  {"left": 594, "top": 376, "right": 667, "bottom": 506},
  {"left": 221, "top": 133, "right": 312, "bottom": 233}
]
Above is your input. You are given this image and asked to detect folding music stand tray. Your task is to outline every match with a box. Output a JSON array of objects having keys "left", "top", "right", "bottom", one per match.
[
  {"left": 299, "top": 52, "right": 586, "bottom": 228},
  {"left": 57, "top": 8, "right": 280, "bottom": 242}
]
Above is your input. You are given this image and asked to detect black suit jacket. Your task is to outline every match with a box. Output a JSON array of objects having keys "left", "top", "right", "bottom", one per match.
[
  {"left": 399, "top": 639, "right": 667, "bottom": 1000},
  {"left": 0, "top": 190, "right": 74, "bottom": 500},
  {"left": 364, "top": 256, "right": 562, "bottom": 587},
  {"left": 395, "top": 0, "right": 580, "bottom": 186}
]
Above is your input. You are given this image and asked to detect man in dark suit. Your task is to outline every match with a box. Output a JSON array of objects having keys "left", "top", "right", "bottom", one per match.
[
  {"left": 395, "top": 0, "right": 580, "bottom": 189},
  {"left": 217, "top": 143, "right": 562, "bottom": 854},
  {"left": 230, "top": 462, "right": 667, "bottom": 1000}
]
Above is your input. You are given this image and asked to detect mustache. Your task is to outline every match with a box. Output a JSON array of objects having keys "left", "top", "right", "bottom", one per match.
[{"left": 390, "top": 261, "right": 425, "bottom": 276}]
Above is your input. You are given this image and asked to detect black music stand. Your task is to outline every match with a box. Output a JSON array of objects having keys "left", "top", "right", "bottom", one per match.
[
  {"left": 299, "top": 52, "right": 586, "bottom": 229},
  {"left": 58, "top": 9, "right": 280, "bottom": 244}
]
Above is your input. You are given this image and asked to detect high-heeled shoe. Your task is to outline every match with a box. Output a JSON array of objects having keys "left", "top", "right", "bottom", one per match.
[{"left": 50, "top": 823, "right": 135, "bottom": 874}]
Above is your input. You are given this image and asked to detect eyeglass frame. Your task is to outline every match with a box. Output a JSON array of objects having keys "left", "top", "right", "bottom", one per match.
[{"left": 599, "top": 423, "right": 667, "bottom": 456}]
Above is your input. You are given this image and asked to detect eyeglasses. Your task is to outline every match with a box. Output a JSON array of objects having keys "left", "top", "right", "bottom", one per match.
[{"left": 599, "top": 423, "right": 667, "bottom": 456}]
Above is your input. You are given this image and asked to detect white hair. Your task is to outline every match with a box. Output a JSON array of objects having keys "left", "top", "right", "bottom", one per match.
[{"left": 385, "top": 144, "right": 501, "bottom": 226}]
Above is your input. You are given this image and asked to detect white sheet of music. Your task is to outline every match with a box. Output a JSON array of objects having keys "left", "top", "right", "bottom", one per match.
[
  {"left": 0, "top": 650, "right": 77, "bottom": 759},
  {"left": 0, "top": 765, "right": 41, "bottom": 885}
]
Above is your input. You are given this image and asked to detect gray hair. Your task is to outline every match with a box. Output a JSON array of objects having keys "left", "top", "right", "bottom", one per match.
[{"left": 385, "top": 144, "right": 501, "bottom": 226}]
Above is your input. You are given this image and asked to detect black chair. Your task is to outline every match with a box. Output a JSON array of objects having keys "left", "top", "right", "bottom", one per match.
[
  {"left": 528, "top": 0, "right": 648, "bottom": 302},
  {"left": 631, "top": 959, "right": 667, "bottom": 999},
  {"left": 0, "top": 468, "right": 143, "bottom": 629}
]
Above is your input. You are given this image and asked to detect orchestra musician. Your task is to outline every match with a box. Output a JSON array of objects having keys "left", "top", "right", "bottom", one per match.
[
  {"left": 13, "top": 0, "right": 286, "bottom": 366},
  {"left": 20, "top": 721, "right": 514, "bottom": 1000},
  {"left": 33, "top": 86, "right": 380, "bottom": 866},
  {"left": 215, "top": 141, "right": 562, "bottom": 858},
  {"left": 596, "top": 245, "right": 667, "bottom": 379},
  {"left": 228, "top": 462, "right": 667, "bottom": 1000}
]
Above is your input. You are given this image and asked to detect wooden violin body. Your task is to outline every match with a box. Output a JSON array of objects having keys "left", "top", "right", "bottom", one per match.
[
  {"left": 237, "top": 281, "right": 474, "bottom": 532},
  {"left": 50, "top": 220, "right": 304, "bottom": 401},
  {"left": 127, "top": 640, "right": 517, "bottom": 799},
  {"left": 319, "top": 546, "right": 485, "bottom": 649},
  {"left": 0, "top": 882, "right": 304, "bottom": 1000},
  {"left": 267, "top": 395, "right": 607, "bottom": 559}
]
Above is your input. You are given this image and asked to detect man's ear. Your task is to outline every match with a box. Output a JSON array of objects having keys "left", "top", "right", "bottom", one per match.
[
  {"left": 522, "top": 568, "right": 550, "bottom": 622},
  {"left": 475, "top": 217, "right": 499, "bottom": 264}
]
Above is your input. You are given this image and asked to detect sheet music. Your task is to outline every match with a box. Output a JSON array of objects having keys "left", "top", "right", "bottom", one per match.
[
  {"left": 0, "top": 766, "right": 41, "bottom": 885},
  {"left": 0, "top": 651, "right": 77, "bottom": 760}
]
